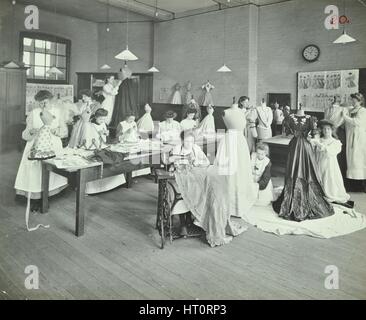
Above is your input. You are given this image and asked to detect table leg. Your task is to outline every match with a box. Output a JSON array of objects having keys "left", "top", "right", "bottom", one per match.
[
  {"left": 125, "top": 172, "right": 133, "bottom": 189},
  {"left": 75, "top": 169, "right": 86, "bottom": 237},
  {"left": 41, "top": 163, "right": 50, "bottom": 214}
]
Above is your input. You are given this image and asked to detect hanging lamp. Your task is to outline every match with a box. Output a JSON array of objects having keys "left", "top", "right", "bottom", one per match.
[
  {"left": 333, "top": 0, "right": 356, "bottom": 44},
  {"left": 148, "top": 0, "right": 160, "bottom": 72},
  {"left": 217, "top": 6, "right": 231, "bottom": 72},
  {"left": 46, "top": 0, "right": 63, "bottom": 76},
  {"left": 115, "top": 0, "right": 139, "bottom": 61},
  {"left": 100, "top": 0, "right": 111, "bottom": 69}
]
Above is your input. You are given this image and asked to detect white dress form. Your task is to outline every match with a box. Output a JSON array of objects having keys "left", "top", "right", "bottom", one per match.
[
  {"left": 171, "top": 85, "right": 182, "bottom": 104},
  {"left": 256, "top": 103, "right": 273, "bottom": 140}
]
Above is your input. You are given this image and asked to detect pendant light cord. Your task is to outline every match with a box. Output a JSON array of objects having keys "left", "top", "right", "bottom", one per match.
[
  {"left": 223, "top": 8, "right": 227, "bottom": 64},
  {"left": 126, "top": 0, "right": 130, "bottom": 47}
]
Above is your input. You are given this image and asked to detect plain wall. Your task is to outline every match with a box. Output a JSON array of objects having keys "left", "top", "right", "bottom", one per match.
[
  {"left": 257, "top": 0, "right": 366, "bottom": 107},
  {"left": 152, "top": 6, "right": 252, "bottom": 107}
]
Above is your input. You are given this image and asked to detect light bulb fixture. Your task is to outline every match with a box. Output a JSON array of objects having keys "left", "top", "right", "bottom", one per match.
[
  {"left": 333, "top": 30, "right": 356, "bottom": 44},
  {"left": 217, "top": 6, "right": 231, "bottom": 73},
  {"left": 4, "top": 61, "right": 20, "bottom": 68},
  {"left": 333, "top": 0, "right": 357, "bottom": 44},
  {"left": 217, "top": 64, "right": 232, "bottom": 73},
  {"left": 148, "top": 66, "right": 160, "bottom": 72},
  {"left": 46, "top": 66, "right": 63, "bottom": 75},
  {"left": 148, "top": 0, "right": 160, "bottom": 73},
  {"left": 115, "top": 0, "right": 139, "bottom": 61},
  {"left": 100, "top": 64, "right": 111, "bottom": 70}
]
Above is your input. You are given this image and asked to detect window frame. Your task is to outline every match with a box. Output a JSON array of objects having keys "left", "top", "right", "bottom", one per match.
[{"left": 19, "top": 31, "right": 71, "bottom": 84}]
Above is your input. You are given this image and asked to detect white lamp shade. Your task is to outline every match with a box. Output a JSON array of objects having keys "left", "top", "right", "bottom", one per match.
[
  {"left": 115, "top": 46, "right": 139, "bottom": 61},
  {"left": 4, "top": 61, "right": 20, "bottom": 68},
  {"left": 148, "top": 66, "right": 160, "bottom": 72},
  {"left": 100, "top": 64, "right": 111, "bottom": 70},
  {"left": 46, "top": 66, "right": 63, "bottom": 75},
  {"left": 333, "top": 31, "right": 356, "bottom": 44},
  {"left": 217, "top": 64, "right": 232, "bottom": 73}
]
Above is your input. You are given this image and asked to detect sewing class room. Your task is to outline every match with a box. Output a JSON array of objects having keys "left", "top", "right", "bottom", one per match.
[{"left": 0, "top": 0, "right": 366, "bottom": 302}]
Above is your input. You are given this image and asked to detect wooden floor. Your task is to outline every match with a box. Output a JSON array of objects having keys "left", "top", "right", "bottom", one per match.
[{"left": 0, "top": 150, "right": 366, "bottom": 300}]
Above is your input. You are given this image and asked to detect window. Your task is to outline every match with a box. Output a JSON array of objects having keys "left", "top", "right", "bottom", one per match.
[{"left": 20, "top": 32, "right": 71, "bottom": 84}]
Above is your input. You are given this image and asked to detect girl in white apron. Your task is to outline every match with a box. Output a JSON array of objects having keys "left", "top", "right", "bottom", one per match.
[{"left": 14, "top": 90, "right": 68, "bottom": 211}]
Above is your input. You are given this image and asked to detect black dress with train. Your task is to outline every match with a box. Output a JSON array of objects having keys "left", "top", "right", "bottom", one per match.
[{"left": 272, "top": 114, "right": 334, "bottom": 221}]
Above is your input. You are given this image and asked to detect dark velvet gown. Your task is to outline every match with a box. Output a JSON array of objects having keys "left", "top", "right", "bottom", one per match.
[{"left": 272, "top": 115, "right": 334, "bottom": 221}]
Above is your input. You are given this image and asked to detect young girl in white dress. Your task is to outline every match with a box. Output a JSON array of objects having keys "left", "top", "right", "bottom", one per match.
[
  {"left": 14, "top": 90, "right": 68, "bottom": 211},
  {"left": 84, "top": 109, "right": 127, "bottom": 194},
  {"left": 251, "top": 142, "right": 275, "bottom": 206},
  {"left": 180, "top": 107, "right": 197, "bottom": 131},
  {"left": 116, "top": 114, "right": 140, "bottom": 143},
  {"left": 311, "top": 120, "right": 351, "bottom": 206},
  {"left": 157, "top": 111, "right": 181, "bottom": 144}
]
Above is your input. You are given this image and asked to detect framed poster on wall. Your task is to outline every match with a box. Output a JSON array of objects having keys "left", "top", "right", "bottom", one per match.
[{"left": 297, "top": 69, "right": 359, "bottom": 112}]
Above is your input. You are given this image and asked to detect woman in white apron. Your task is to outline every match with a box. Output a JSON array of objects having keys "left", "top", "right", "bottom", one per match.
[
  {"left": 101, "top": 75, "right": 122, "bottom": 125},
  {"left": 14, "top": 90, "right": 68, "bottom": 210},
  {"left": 343, "top": 93, "right": 366, "bottom": 192}
]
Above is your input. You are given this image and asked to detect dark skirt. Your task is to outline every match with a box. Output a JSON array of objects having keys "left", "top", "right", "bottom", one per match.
[{"left": 272, "top": 136, "right": 334, "bottom": 221}]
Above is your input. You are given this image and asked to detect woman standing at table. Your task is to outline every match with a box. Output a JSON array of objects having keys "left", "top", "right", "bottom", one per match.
[
  {"left": 343, "top": 93, "right": 366, "bottom": 192},
  {"left": 14, "top": 90, "right": 68, "bottom": 211}
]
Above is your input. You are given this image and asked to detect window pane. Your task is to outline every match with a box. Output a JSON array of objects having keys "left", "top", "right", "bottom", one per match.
[
  {"left": 46, "top": 41, "right": 57, "bottom": 54},
  {"left": 45, "top": 54, "right": 56, "bottom": 67},
  {"left": 23, "top": 38, "right": 34, "bottom": 50},
  {"left": 56, "top": 56, "right": 66, "bottom": 68},
  {"left": 34, "top": 53, "right": 45, "bottom": 66},
  {"left": 56, "top": 71, "right": 66, "bottom": 81},
  {"left": 57, "top": 43, "right": 66, "bottom": 56},
  {"left": 23, "top": 51, "right": 31, "bottom": 65},
  {"left": 34, "top": 66, "right": 45, "bottom": 78},
  {"left": 35, "top": 39, "right": 46, "bottom": 49}
]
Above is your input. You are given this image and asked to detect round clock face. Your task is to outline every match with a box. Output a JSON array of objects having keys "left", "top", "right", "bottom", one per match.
[{"left": 302, "top": 45, "right": 320, "bottom": 62}]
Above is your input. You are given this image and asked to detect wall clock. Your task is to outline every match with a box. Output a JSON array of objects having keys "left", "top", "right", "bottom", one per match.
[{"left": 302, "top": 45, "right": 320, "bottom": 62}]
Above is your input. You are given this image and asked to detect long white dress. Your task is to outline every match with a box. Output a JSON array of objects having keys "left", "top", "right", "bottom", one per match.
[
  {"left": 198, "top": 113, "right": 215, "bottom": 137},
  {"left": 213, "top": 105, "right": 259, "bottom": 217},
  {"left": 175, "top": 105, "right": 258, "bottom": 246},
  {"left": 256, "top": 105, "right": 273, "bottom": 140},
  {"left": 171, "top": 90, "right": 182, "bottom": 104},
  {"left": 101, "top": 83, "right": 119, "bottom": 125},
  {"left": 313, "top": 137, "right": 350, "bottom": 203},
  {"left": 344, "top": 107, "right": 366, "bottom": 180},
  {"left": 137, "top": 108, "right": 154, "bottom": 133},
  {"left": 14, "top": 107, "right": 68, "bottom": 199}
]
